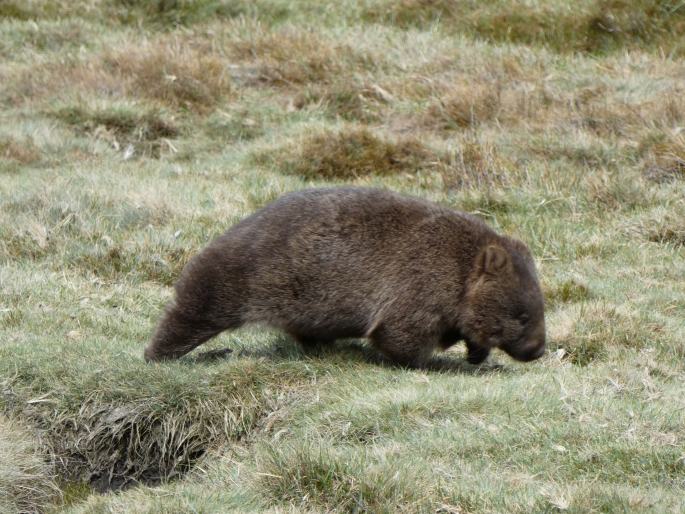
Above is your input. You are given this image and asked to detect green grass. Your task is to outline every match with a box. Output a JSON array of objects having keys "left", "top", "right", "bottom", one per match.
[{"left": 1, "top": 1, "right": 684, "bottom": 512}]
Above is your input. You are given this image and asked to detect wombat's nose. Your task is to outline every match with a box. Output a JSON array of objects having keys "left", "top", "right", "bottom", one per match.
[{"left": 530, "top": 343, "right": 546, "bottom": 360}]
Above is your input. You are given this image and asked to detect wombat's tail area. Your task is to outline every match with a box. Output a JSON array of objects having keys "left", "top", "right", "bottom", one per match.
[{"left": 144, "top": 304, "right": 230, "bottom": 362}]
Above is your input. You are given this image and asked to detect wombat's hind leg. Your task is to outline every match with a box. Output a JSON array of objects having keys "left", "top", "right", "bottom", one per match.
[
  {"left": 145, "top": 305, "right": 241, "bottom": 362},
  {"left": 290, "top": 333, "right": 334, "bottom": 349}
]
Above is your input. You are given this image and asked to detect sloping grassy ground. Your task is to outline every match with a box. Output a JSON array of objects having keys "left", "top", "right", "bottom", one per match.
[{"left": 1, "top": 1, "right": 684, "bottom": 512}]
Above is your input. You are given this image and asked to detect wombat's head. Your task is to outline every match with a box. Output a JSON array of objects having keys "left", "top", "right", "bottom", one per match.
[{"left": 461, "top": 240, "right": 546, "bottom": 363}]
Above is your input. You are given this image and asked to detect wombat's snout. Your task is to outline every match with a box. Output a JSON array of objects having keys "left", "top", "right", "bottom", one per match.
[
  {"left": 505, "top": 338, "right": 545, "bottom": 362},
  {"left": 503, "top": 323, "right": 546, "bottom": 362},
  {"left": 520, "top": 341, "right": 546, "bottom": 361}
]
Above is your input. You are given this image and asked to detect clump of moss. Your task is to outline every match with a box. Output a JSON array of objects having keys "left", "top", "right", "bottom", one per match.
[{"left": 256, "top": 127, "right": 437, "bottom": 180}]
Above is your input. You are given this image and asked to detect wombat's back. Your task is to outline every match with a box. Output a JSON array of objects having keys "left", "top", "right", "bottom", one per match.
[{"left": 209, "top": 187, "right": 491, "bottom": 337}]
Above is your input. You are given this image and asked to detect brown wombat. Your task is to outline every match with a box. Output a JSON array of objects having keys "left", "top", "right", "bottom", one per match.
[{"left": 145, "top": 187, "right": 546, "bottom": 366}]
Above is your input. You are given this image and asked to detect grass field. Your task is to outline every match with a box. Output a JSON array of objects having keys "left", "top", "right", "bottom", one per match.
[{"left": 1, "top": 1, "right": 685, "bottom": 512}]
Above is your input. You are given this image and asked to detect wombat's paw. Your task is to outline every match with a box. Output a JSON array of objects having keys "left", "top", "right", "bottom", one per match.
[
  {"left": 194, "top": 348, "right": 233, "bottom": 362},
  {"left": 466, "top": 346, "right": 490, "bottom": 365}
]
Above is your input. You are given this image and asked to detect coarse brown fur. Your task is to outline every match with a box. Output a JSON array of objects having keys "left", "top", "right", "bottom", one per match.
[{"left": 145, "top": 187, "right": 546, "bottom": 367}]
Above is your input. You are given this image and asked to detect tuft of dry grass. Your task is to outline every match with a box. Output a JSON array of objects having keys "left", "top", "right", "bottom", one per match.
[
  {"left": 552, "top": 303, "right": 657, "bottom": 366},
  {"left": 424, "top": 81, "right": 501, "bottom": 129},
  {"left": 258, "top": 443, "right": 431, "bottom": 512},
  {"left": 2, "top": 40, "right": 232, "bottom": 113},
  {"left": 225, "top": 24, "right": 376, "bottom": 87},
  {"left": 363, "top": 0, "right": 685, "bottom": 55},
  {"left": 640, "top": 131, "right": 685, "bottom": 182},
  {"left": 627, "top": 208, "right": 685, "bottom": 248},
  {"left": 4, "top": 358, "right": 317, "bottom": 491},
  {"left": 0, "top": 415, "right": 59, "bottom": 514},
  {"left": 0, "top": 136, "right": 41, "bottom": 171},
  {"left": 439, "top": 138, "right": 511, "bottom": 190},
  {"left": 103, "top": 42, "right": 232, "bottom": 112},
  {"left": 72, "top": 243, "right": 194, "bottom": 286},
  {"left": 293, "top": 81, "right": 390, "bottom": 121},
  {"left": 545, "top": 279, "right": 592, "bottom": 308},
  {"left": 51, "top": 104, "right": 180, "bottom": 158},
  {"left": 111, "top": 0, "right": 254, "bottom": 27},
  {"left": 256, "top": 127, "right": 438, "bottom": 179}
]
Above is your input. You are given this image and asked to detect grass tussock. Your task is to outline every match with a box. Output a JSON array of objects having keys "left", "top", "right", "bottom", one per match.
[
  {"left": 3, "top": 359, "right": 316, "bottom": 491},
  {"left": 424, "top": 82, "right": 501, "bottom": 129},
  {"left": 52, "top": 104, "right": 179, "bottom": 157},
  {"left": 545, "top": 279, "right": 592, "bottom": 308},
  {"left": 72, "top": 243, "right": 193, "bottom": 286},
  {"left": 293, "top": 81, "right": 390, "bottom": 121},
  {"left": 258, "top": 444, "right": 432, "bottom": 512},
  {"left": 103, "top": 42, "right": 232, "bottom": 112},
  {"left": 641, "top": 132, "right": 685, "bottom": 182},
  {"left": 3, "top": 40, "right": 232, "bottom": 112},
  {"left": 627, "top": 209, "right": 685, "bottom": 248},
  {"left": 111, "top": 0, "right": 256, "bottom": 27},
  {"left": 439, "top": 139, "right": 511, "bottom": 190},
  {"left": 364, "top": 0, "right": 685, "bottom": 54},
  {"left": 257, "top": 127, "right": 437, "bottom": 180},
  {"left": 0, "top": 136, "right": 41, "bottom": 171},
  {"left": 226, "top": 24, "right": 375, "bottom": 87},
  {"left": 553, "top": 303, "right": 656, "bottom": 365},
  {"left": 0, "top": 415, "right": 59, "bottom": 514}
]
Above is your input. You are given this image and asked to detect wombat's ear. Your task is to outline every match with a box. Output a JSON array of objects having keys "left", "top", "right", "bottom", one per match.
[{"left": 480, "top": 245, "right": 510, "bottom": 276}]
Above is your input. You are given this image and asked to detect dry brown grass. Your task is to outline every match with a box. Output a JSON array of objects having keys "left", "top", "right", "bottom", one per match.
[
  {"left": 438, "top": 138, "right": 511, "bottom": 190},
  {"left": 0, "top": 136, "right": 41, "bottom": 168},
  {"left": 256, "top": 127, "right": 438, "bottom": 179},
  {"left": 103, "top": 41, "right": 231, "bottom": 112},
  {"left": 551, "top": 303, "right": 656, "bottom": 366},
  {"left": 3, "top": 39, "right": 231, "bottom": 113},
  {"left": 641, "top": 131, "right": 685, "bottom": 182},
  {"left": 423, "top": 81, "right": 502, "bottom": 130},
  {"left": 544, "top": 278, "right": 592, "bottom": 308},
  {"left": 0, "top": 415, "right": 59, "bottom": 514},
  {"left": 51, "top": 104, "right": 180, "bottom": 158},
  {"left": 292, "top": 81, "right": 391, "bottom": 121},
  {"left": 363, "top": 0, "right": 685, "bottom": 55},
  {"left": 224, "top": 24, "right": 376, "bottom": 87}
]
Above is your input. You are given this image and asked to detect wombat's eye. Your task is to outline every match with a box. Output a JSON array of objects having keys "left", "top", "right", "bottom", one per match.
[{"left": 518, "top": 314, "right": 529, "bottom": 325}]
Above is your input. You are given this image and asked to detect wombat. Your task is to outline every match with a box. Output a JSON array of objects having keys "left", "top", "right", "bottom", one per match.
[{"left": 145, "top": 187, "right": 546, "bottom": 366}]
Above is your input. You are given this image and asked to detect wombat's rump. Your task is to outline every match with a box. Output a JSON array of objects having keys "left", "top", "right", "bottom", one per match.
[{"left": 146, "top": 187, "right": 546, "bottom": 366}]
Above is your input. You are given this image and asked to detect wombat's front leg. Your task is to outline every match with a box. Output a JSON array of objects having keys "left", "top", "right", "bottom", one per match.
[
  {"left": 465, "top": 340, "right": 490, "bottom": 364},
  {"left": 369, "top": 323, "right": 436, "bottom": 368}
]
